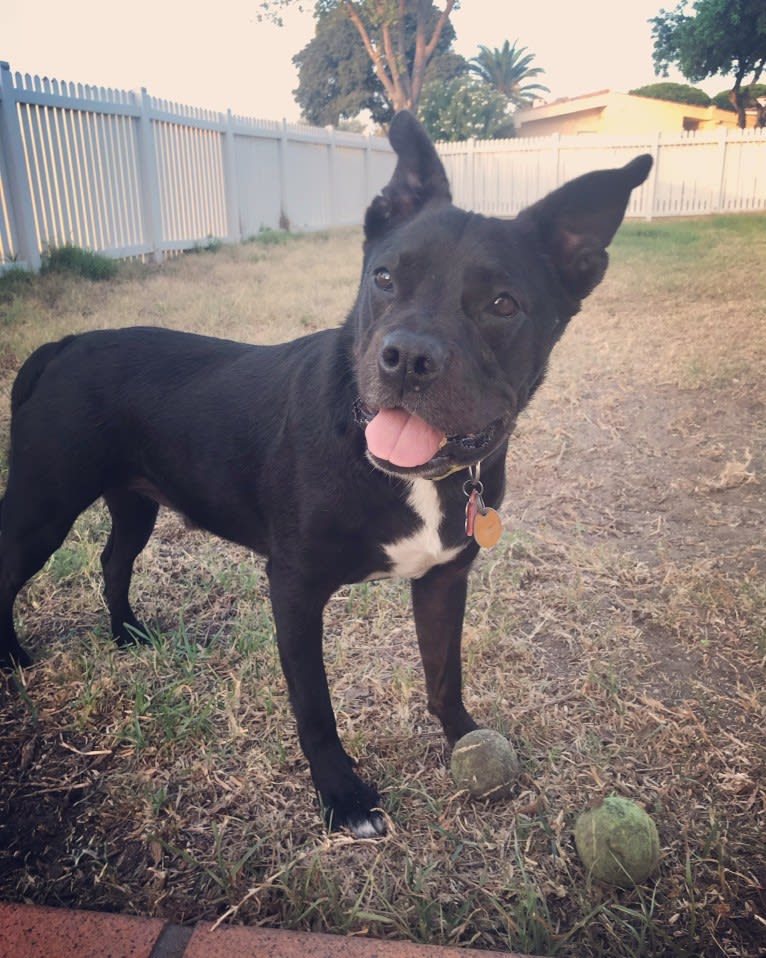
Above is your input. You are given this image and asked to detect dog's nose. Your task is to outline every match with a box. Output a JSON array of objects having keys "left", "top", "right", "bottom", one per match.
[{"left": 378, "top": 329, "right": 447, "bottom": 392}]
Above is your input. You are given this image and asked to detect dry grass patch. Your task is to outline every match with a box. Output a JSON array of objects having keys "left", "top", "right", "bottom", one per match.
[{"left": 1, "top": 216, "right": 765, "bottom": 957}]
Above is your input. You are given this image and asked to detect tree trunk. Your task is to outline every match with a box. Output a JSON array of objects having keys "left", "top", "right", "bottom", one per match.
[
  {"left": 342, "top": 0, "right": 455, "bottom": 116},
  {"left": 728, "top": 88, "right": 747, "bottom": 129}
]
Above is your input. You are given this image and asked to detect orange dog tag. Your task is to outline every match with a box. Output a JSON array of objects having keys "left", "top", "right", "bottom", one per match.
[{"left": 473, "top": 507, "right": 502, "bottom": 548}]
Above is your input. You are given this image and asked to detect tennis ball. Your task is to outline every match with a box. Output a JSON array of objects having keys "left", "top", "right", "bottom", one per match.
[
  {"left": 575, "top": 796, "right": 660, "bottom": 885},
  {"left": 450, "top": 729, "right": 519, "bottom": 801}
]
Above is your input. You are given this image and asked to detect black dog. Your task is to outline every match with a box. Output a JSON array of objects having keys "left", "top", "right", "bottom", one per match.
[{"left": 0, "top": 112, "right": 651, "bottom": 836}]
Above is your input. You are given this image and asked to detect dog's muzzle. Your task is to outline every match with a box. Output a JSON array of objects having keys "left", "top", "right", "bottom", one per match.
[{"left": 354, "top": 400, "right": 512, "bottom": 480}]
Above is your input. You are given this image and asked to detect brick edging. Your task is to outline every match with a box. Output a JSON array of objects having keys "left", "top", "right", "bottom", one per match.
[{"left": 0, "top": 902, "right": 537, "bottom": 958}]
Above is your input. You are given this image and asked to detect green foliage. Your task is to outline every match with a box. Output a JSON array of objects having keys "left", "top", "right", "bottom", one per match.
[
  {"left": 468, "top": 39, "right": 549, "bottom": 108},
  {"left": 712, "top": 90, "right": 736, "bottom": 111},
  {"left": 419, "top": 75, "right": 516, "bottom": 142},
  {"left": 292, "top": 0, "right": 461, "bottom": 124},
  {"left": 651, "top": 0, "right": 766, "bottom": 126},
  {"left": 41, "top": 243, "right": 119, "bottom": 281},
  {"left": 0, "top": 267, "right": 35, "bottom": 303},
  {"left": 712, "top": 81, "right": 766, "bottom": 110},
  {"left": 629, "top": 81, "right": 711, "bottom": 105},
  {"left": 187, "top": 236, "right": 223, "bottom": 255},
  {"left": 293, "top": 5, "right": 384, "bottom": 125},
  {"left": 248, "top": 227, "right": 294, "bottom": 246}
]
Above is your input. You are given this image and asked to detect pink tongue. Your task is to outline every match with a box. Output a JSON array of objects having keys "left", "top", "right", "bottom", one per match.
[{"left": 365, "top": 408, "right": 445, "bottom": 468}]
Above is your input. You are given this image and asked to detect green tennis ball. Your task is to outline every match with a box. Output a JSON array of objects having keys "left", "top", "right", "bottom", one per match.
[
  {"left": 450, "top": 729, "right": 519, "bottom": 801},
  {"left": 575, "top": 796, "right": 660, "bottom": 885}
]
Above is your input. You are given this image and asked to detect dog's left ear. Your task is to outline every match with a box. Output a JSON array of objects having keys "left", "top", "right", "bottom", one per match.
[
  {"left": 520, "top": 154, "right": 653, "bottom": 301},
  {"left": 365, "top": 110, "right": 452, "bottom": 242}
]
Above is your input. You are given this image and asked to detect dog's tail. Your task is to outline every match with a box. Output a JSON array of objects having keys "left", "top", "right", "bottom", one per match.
[
  {"left": 3, "top": 336, "right": 77, "bottom": 532},
  {"left": 10, "top": 334, "right": 76, "bottom": 415}
]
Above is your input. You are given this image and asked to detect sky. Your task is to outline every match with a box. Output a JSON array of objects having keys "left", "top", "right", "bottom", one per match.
[{"left": 1, "top": 0, "right": 735, "bottom": 123}]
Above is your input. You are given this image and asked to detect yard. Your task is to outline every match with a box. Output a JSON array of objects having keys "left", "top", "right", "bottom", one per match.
[{"left": 0, "top": 215, "right": 764, "bottom": 957}]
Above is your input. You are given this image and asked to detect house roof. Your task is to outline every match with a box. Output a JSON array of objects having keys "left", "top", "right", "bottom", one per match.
[
  {"left": 514, "top": 89, "right": 748, "bottom": 126},
  {"left": 514, "top": 90, "right": 613, "bottom": 122}
]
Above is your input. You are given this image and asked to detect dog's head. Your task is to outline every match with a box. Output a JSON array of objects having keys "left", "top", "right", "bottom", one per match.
[{"left": 351, "top": 111, "right": 652, "bottom": 480}]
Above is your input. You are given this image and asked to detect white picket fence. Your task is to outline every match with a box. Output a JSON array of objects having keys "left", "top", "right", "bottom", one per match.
[
  {"left": 438, "top": 128, "right": 766, "bottom": 220},
  {"left": 2, "top": 60, "right": 766, "bottom": 273},
  {"left": 0, "top": 62, "right": 395, "bottom": 272}
]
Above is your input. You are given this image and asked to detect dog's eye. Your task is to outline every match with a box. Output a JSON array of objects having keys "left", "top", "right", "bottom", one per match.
[
  {"left": 373, "top": 267, "right": 394, "bottom": 292},
  {"left": 490, "top": 292, "right": 520, "bottom": 317}
]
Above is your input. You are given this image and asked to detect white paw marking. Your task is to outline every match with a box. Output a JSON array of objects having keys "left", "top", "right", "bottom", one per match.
[{"left": 350, "top": 817, "right": 386, "bottom": 839}]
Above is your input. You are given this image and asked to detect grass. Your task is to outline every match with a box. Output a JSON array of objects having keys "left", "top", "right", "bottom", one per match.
[
  {"left": 40, "top": 243, "right": 120, "bottom": 280},
  {"left": 0, "top": 214, "right": 765, "bottom": 956}
]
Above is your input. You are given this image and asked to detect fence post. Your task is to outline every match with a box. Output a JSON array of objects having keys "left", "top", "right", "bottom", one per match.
[
  {"left": 468, "top": 137, "right": 477, "bottom": 211},
  {"left": 278, "top": 118, "right": 289, "bottom": 230},
  {"left": 222, "top": 109, "right": 240, "bottom": 243},
  {"left": 715, "top": 126, "right": 728, "bottom": 212},
  {"left": 133, "top": 87, "right": 163, "bottom": 263},
  {"left": 551, "top": 132, "right": 561, "bottom": 187},
  {"left": 328, "top": 126, "right": 337, "bottom": 227},
  {"left": 0, "top": 62, "right": 41, "bottom": 270},
  {"left": 644, "top": 130, "right": 661, "bottom": 220},
  {"left": 364, "top": 134, "right": 371, "bottom": 202}
]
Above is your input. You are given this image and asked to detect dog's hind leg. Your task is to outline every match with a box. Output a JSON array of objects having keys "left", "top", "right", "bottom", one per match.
[
  {"left": 0, "top": 496, "right": 83, "bottom": 669},
  {"left": 101, "top": 489, "right": 159, "bottom": 646}
]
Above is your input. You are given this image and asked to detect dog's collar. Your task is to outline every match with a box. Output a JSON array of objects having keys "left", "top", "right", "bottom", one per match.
[{"left": 432, "top": 463, "right": 471, "bottom": 481}]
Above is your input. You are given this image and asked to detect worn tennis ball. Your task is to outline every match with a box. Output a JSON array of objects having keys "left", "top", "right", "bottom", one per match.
[
  {"left": 575, "top": 796, "right": 660, "bottom": 885},
  {"left": 450, "top": 729, "right": 520, "bottom": 801}
]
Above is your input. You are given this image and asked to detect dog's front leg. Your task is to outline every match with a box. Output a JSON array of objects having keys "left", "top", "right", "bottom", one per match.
[
  {"left": 412, "top": 552, "right": 480, "bottom": 745},
  {"left": 268, "top": 564, "right": 386, "bottom": 838}
]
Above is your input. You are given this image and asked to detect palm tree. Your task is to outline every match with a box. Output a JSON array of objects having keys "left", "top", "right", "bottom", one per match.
[{"left": 469, "top": 40, "right": 549, "bottom": 109}]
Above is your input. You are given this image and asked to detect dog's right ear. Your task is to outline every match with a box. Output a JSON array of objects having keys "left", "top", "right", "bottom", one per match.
[{"left": 364, "top": 111, "right": 452, "bottom": 242}]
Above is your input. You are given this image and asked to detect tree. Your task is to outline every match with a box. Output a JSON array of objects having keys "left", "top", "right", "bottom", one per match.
[
  {"left": 419, "top": 75, "right": 516, "bottom": 141},
  {"left": 293, "top": 6, "right": 387, "bottom": 125},
  {"left": 651, "top": 0, "right": 766, "bottom": 128},
  {"left": 713, "top": 83, "right": 766, "bottom": 125},
  {"left": 629, "top": 81, "right": 711, "bottom": 106},
  {"left": 267, "top": 1, "right": 458, "bottom": 114},
  {"left": 293, "top": 2, "right": 464, "bottom": 125},
  {"left": 468, "top": 40, "right": 549, "bottom": 108}
]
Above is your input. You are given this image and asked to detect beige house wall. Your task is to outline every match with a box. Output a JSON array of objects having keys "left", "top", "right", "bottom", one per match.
[{"left": 515, "top": 90, "right": 756, "bottom": 137}]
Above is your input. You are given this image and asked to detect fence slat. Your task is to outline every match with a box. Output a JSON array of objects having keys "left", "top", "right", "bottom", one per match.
[{"left": 0, "top": 62, "right": 41, "bottom": 268}]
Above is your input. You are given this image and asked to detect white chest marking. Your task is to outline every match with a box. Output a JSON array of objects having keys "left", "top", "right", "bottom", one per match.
[{"left": 374, "top": 479, "right": 462, "bottom": 580}]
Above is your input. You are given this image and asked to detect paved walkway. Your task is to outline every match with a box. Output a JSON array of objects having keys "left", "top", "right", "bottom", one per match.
[{"left": 0, "top": 902, "right": 533, "bottom": 958}]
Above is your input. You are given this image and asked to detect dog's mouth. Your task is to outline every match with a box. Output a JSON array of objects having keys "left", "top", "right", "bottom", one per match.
[{"left": 354, "top": 401, "right": 509, "bottom": 479}]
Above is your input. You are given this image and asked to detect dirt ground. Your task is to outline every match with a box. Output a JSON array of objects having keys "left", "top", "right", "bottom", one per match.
[{"left": 0, "top": 220, "right": 764, "bottom": 957}]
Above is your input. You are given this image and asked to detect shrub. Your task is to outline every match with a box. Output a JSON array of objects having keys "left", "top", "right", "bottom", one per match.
[
  {"left": 713, "top": 84, "right": 766, "bottom": 112},
  {"left": 629, "top": 82, "right": 711, "bottom": 106},
  {"left": 248, "top": 227, "right": 293, "bottom": 246},
  {"left": 41, "top": 244, "right": 119, "bottom": 281},
  {"left": 0, "top": 267, "right": 35, "bottom": 302}
]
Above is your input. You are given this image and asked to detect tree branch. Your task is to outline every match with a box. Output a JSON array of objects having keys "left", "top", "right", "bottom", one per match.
[
  {"left": 342, "top": 0, "right": 398, "bottom": 106},
  {"left": 379, "top": 0, "right": 408, "bottom": 109},
  {"left": 395, "top": 0, "right": 411, "bottom": 105},
  {"left": 423, "top": 0, "right": 456, "bottom": 60}
]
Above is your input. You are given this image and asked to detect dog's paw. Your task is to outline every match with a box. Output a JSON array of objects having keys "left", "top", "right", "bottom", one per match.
[
  {"left": 0, "top": 644, "right": 32, "bottom": 671},
  {"left": 346, "top": 809, "right": 387, "bottom": 839},
  {"left": 114, "top": 618, "right": 152, "bottom": 648},
  {"left": 319, "top": 776, "right": 387, "bottom": 838}
]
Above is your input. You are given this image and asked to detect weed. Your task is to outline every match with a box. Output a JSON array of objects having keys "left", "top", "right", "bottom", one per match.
[
  {"left": 0, "top": 267, "right": 35, "bottom": 301},
  {"left": 248, "top": 227, "right": 294, "bottom": 246},
  {"left": 40, "top": 244, "right": 119, "bottom": 281}
]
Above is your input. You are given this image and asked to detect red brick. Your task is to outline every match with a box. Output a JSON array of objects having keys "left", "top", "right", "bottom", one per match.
[
  {"left": 0, "top": 902, "right": 167, "bottom": 958},
  {"left": 186, "top": 925, "right": 528, "bottom": 958}
]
